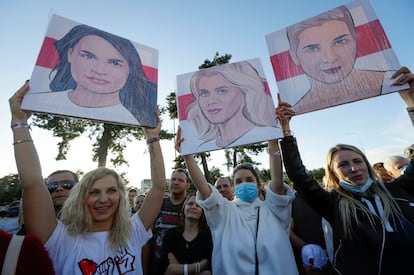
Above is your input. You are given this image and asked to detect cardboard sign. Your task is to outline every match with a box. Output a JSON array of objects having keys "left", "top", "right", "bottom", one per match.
[
  {"left": 23, "top": 14, "right": 159, "bottom": 127},
  {"left": 265, "top": 0, "right": 408, "bottom": 114},
  {"left": 177, "top": 58, "right": 282, "bottom": 155}
]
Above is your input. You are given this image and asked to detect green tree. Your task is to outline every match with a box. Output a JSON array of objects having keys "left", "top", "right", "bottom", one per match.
[
  {"left": 282, "top": 168, "right": 325, "bottom": 187},
  {"left": 209, "top": 166, "right": 224, "bottom": 185},
  {"left": 309, "top": 167, "right": 326, "bottom": 184},
  {"left": 258, "top": 167, "right": 271, "bottom": 185},
  {"left": 199, "top": 52, "right": 232, "bottom": 69},
  {"left": 31, "top": 110, "right": 174, "bottom": 169},
  {"left": 223, "top": 143, "right": 268, "bottom": 172},
  {"left": 0, "top": 174, "right": 21, "bottom": 206}
]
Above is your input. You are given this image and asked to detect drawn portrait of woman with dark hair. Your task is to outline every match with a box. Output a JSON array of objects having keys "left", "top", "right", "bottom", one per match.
[{"left": 23, "top": 14, "right": 158, "bottom": 127}]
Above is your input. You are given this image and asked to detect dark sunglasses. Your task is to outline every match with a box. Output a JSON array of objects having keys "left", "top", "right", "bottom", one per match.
[{"left": 46, "top": 180, "right": 76, "bottom": 193}]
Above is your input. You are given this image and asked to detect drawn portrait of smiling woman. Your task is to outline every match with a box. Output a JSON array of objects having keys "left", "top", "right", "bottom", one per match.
[
  {"left": 287, "top": 5, "right": 388, "bottom": 114},
  {"left": 56, "top": 32, "right": 131, "bottom": 108},
  {"left": 177, "top": 59, "right": 281, "bottom": 155},
  {"left": 265, "top": 1, "right": 408, "bottom": 115},
  {"left": 23, "top": 14, "right": 158, "bottom": 127}
]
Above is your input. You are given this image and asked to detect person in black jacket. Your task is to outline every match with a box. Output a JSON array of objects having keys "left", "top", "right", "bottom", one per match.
[{"left": 275, "top": 66, "right": 414, "bottom": 274}]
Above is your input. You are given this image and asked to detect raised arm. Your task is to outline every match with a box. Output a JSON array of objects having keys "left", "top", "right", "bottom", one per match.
[
  {"left": 268, "top": 94, "right": 296, "bottom": 195},
  {"left": 138, "top": 111, "right": 165, "bottom": 230},
  {"left": 276, "top": 94, "right": 331, "bottom": 218},
  {"left": 268, "top": 139, "right": 285, "bottom": 195},
  {"left": 175, "top": 127, "right": 211, "bottom": 199},
  {"left": 393, "top": 66, "right": 414, "bottom": 125},
  {"left": 276, "top": 93, "right": 296, "bottom": 139},
  {"left": 9, "top": 81, "right": 57, "bottom": 243}
]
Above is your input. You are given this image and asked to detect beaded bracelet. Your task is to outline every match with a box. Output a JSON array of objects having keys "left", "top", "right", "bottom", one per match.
[
  {"left": 13, "top": 139, "right": 33, "bottom": 145},
  {"left": 146, "top": 136, "right": 160, "bottom": 144},
  {"left": 11, "top": 123, "right": 31, "bottom": 130},
  {"left": 266, "top": 147, "right": 281, "bottom": 157}
]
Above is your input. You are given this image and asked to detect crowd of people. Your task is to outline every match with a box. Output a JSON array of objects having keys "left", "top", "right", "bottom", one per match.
[{"left": 1, "top": 56, "right": 414, "bottom": 275}]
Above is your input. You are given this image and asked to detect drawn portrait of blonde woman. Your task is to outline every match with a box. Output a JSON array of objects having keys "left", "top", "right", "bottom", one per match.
[{"left": 182, "top": 60, "right": 280, "bottom": 154}]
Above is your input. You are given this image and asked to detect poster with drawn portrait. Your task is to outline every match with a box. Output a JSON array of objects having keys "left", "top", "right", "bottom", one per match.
[
  {"left": 265, "top": 0, "right": 409, "bottom": 115},
  {"left": 177, "top": 58, "right": 282, "bottom": 155},
  {"left": 22, "top": 14, "right": 159, "bottom": 127}
]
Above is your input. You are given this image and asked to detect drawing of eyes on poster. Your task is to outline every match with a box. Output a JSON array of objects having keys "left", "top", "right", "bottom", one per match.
[
  {"left": 22, "top": 14, "right": 159, "bottom": 127},
  {"left": 176, "top": 58, "right": 282, "bottom": 156},
  {"left": 265, "top": 0, "right": 409, "bottom": 115}
]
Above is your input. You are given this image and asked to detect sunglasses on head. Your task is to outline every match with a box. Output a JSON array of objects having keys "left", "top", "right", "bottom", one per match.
[
  {"left": 46, "top": 180, "right": 76, "bottom": 193},
  {"left": 235, "top": 163, "right": 256, "bottom": 170}
]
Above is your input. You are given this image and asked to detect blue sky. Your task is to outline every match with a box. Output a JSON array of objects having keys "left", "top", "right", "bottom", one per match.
[{"left": 1, "top": 0, "right": 413, "bottom": 188}]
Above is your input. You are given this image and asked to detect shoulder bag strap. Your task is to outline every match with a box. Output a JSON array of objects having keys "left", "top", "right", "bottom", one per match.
[
  {"left": 255, "top": 207, "right": 260, "bottom": 275},
  {"left": 2, "top": 234, "right": 25, "bottom": 275}
]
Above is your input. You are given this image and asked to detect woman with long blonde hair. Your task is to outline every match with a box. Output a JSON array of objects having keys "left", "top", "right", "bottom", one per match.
[{"left": 9, "top": 81, "right": 166, "bottom": 275}]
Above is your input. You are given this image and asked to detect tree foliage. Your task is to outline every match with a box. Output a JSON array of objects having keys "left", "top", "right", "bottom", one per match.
[
  {"left": 165, "top": 92, "right": 178, "bottom": 119},
  {"left": 309, "top": 167, "right": 326, "bottom": 184},
  {"left": 282, "top": 167, "right": 326, "bottom": 186},
  {"left": 199, "top": 52, "right": 232, "bottom": 69},
  {"left": 0, "top": 174, "right": 21, "bottom": 206},
  {"left": 258, "top": 168, "right": 271, "bottom": 185},
  {"left": 31, "top": 109, "right": 174, "bottom": 169}
]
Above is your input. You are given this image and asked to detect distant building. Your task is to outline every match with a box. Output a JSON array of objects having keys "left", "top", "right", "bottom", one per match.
[
  {"left": 140, "top": 179, "right": 152, "bottom": 194},
  {"left": 140, "top": 178, "right": 170, "bottom": 195}
]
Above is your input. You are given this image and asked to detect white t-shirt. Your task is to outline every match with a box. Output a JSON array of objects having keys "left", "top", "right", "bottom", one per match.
[{"left": 45, "top": 214, "right": 151, "bottom": 275}]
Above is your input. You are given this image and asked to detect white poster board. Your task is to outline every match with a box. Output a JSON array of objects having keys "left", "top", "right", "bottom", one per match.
[
  {"left": 265, "top": 0, "right": 408, "bottom": 115},
  {"left": 177, "top": 58, "right": 282, "bottom": 155},
  {"left": 23, "top": 14, "right": 159, "bottom": 127}
]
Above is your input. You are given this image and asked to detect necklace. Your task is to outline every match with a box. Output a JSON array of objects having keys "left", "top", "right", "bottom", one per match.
[
  {"left": 183, "top": 234, "right": 196, "bottom": 249},
  {"left": 183, "top": 228, "right": 198, "bottom": 249}
]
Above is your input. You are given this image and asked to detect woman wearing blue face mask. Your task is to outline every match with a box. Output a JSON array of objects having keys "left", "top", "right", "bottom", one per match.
[
  {"left": 175, "top": 127, "right": 298, "bottom": 275},
  {"left": 276, "top": 92, "right": 414, "bottom": 275}
]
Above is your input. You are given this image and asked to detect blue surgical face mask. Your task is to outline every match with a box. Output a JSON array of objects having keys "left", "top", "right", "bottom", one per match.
[
  {"left": 339, "top": 177, "right": 373, "bottom": 193},
  {"left": 235, "top": 182, "right": 258, "bottom": 202}
]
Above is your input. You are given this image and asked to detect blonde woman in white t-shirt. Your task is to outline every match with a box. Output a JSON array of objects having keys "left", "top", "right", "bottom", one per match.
[{"left": 9, "top": 81, "right": 165, "bottom": 275}]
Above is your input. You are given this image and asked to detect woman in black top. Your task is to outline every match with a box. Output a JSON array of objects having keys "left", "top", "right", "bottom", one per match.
[{"left": 160, "top": 193, "right": 212, "bottom": 275}]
